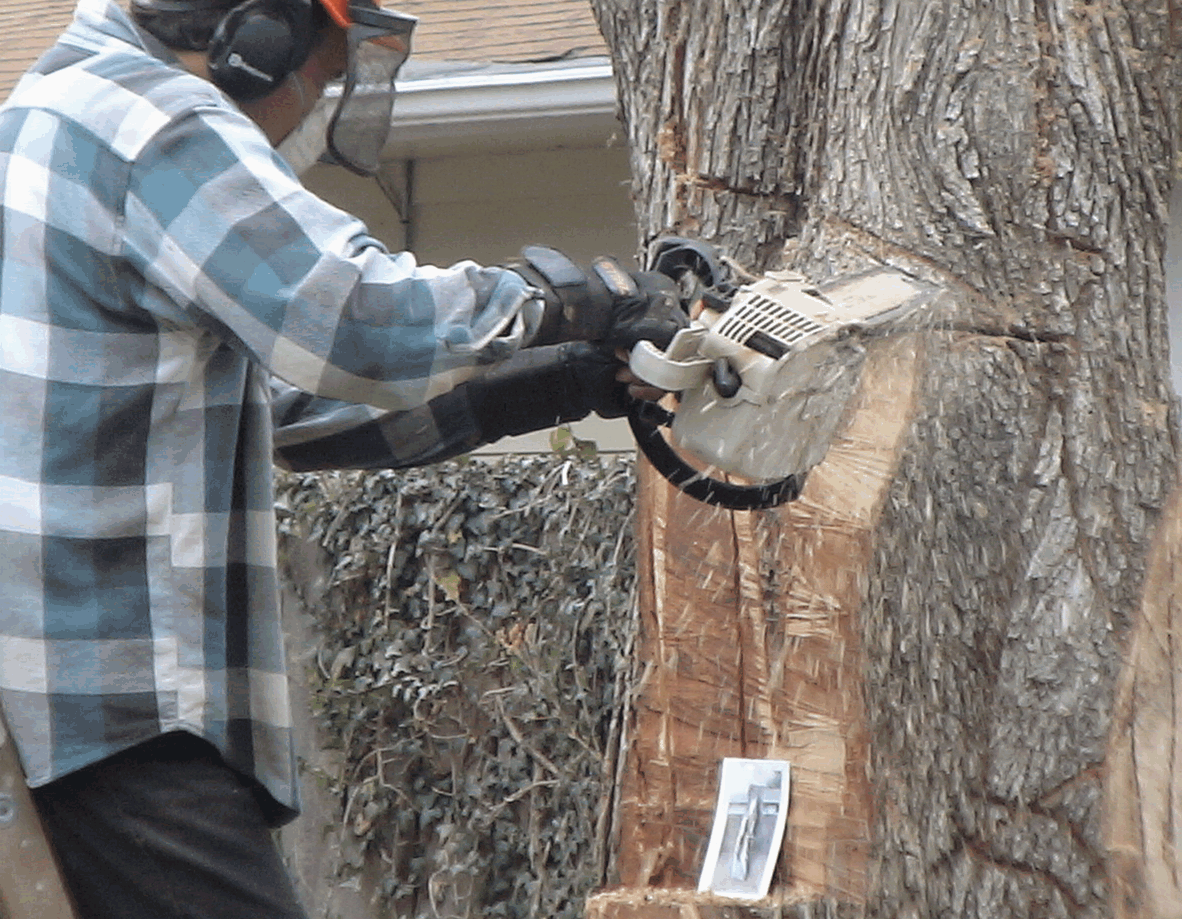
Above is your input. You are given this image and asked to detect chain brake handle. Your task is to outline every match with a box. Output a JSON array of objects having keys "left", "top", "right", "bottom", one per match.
[{"left": 626, "top": 237, "right": 805, "bottom": 511}]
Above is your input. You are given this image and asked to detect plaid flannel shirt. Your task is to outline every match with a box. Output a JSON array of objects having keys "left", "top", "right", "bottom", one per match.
[{"left": 0, "top": 0, "right": 541, "bottom": 819}]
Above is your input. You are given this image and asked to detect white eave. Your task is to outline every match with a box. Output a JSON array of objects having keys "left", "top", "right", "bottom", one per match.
[{"left": 385, "top": 58, "right": 619, "bottom": 157}]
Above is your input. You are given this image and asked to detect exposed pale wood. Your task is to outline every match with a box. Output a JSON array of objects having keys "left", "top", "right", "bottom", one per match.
[
  {"left": 1105, "top": 473, "right": 1182, "bottom": 919},
  {"left": 0, "top": 713, "right": 77, "bottom": 919},
  {"left": 611, "top": 335, "right": 923, "bottom": 905},
  {"left": 586, "top": 886, "right": 860, "bottom": 919}
]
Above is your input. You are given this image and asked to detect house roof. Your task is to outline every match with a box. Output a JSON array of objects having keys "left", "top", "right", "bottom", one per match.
[
  {"left": 0, "top": 0, "right": 608, "bottom": 101},
  {"left": 0, "top": 0, "right": 77, "bottom": 99},
  {"left": 391, "top": 0, "right": 607, "bottom": 63}
]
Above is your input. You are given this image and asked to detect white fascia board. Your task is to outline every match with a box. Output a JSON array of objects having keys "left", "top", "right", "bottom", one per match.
[
  {"left": 393, "top": 61, "right": 617, "bottom": 128},
  {"left": 385, "top": 59, "right": 619, "bottom": 156}
]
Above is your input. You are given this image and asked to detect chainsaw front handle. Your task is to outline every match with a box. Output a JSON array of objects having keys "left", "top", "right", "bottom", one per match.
[{"left": 627, "top": 400, "right": 804, "bottom": 510}]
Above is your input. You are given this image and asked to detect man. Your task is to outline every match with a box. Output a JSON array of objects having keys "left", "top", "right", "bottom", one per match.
[{"left": 0, "top": 0, "right": 683, "bottom": 915}]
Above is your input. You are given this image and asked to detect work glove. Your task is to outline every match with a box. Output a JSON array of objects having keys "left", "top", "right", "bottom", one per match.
[
  {"left": 560, "top": 342, "right": 633, "bottom": 419},
  {"left": 507, "top": 245, "right": 689, "bottom": 351},
  {"left": 467, "top": 342, "right": 632, "bottom": 446}
]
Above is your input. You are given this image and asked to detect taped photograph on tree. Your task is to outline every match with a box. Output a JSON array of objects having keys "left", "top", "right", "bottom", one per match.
[{"left": 697, "top": 758, "right": 791, "bottom": 900}]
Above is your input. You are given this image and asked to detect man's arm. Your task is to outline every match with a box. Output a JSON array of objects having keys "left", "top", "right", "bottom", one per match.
[
  {"left": 272, "top": 343, "right": 629, "bottom": 472},
  {"left": 124, "top": 99, "right": 683, "bottom": 416},
  {"left": 124, "top": 100, "right": 544, "bottom": 411}
]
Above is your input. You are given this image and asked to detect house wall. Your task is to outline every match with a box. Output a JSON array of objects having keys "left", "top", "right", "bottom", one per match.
[
  {"left": 304, "top": 143, "right": 641, "bottom": 452},
  {"left": 303, "top": 144, "right": 638, "bottom": 265}
]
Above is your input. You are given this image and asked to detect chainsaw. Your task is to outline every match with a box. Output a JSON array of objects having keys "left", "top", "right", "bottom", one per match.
[{"left": 627, "top": 238, "right": 939, "bottom": 511}]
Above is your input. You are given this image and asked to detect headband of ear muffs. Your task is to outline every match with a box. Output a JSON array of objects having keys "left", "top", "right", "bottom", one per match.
[{"left": 207, "top": 0, "right": 316, "bottom": 103}]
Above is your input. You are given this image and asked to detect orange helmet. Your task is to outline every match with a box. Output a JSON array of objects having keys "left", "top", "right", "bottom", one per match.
[
  {"left": 316, "top": 0, "right": 413, "bottom": 38},
  {"left": 316, "top": 0, "right": 353, "bottom": 29}
]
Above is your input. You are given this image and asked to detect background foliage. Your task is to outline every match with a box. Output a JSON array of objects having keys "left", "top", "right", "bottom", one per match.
[{"left": 276, "top": 452, "right": 638, "bottom": 919}]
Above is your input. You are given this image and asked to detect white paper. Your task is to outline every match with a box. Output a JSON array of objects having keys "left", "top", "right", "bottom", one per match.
[{"left": 697, "top": 757, "right": 791, "bottom": 899}]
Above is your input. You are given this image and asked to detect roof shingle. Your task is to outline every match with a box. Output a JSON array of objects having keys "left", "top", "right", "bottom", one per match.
[
  {"left": 0, "top": 0, "right": 77, "bottom": 99},
  {"left": 391, "top": 0, "right": 607, "bottom": 63},
  {"left": 0, "top": 0, "right": 608, "bottom": 101}
]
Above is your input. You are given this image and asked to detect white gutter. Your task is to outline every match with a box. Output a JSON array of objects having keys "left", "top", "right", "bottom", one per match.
[
  {"left": 392, "top": 60, "right": 616, "bottom": 131},
  {"left": 386, "top": 59, "right": 619, "bottom": 157}
]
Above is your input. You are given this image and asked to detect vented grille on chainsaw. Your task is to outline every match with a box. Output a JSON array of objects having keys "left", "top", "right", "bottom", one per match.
[{"left": 712, "top": 286, "right": 828, "bottom": 359}]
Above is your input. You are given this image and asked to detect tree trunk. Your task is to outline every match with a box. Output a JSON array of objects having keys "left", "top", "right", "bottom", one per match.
[{"left": 585, "top": 2, "right": 1182, "bottom": 917}]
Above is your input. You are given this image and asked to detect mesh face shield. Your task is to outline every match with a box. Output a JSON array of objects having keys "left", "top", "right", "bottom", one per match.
[{"left": 325, "top": 2, "right": 416, "bottom": 176}]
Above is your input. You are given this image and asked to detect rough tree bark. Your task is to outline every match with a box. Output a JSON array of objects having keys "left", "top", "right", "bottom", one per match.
[{"left": 584, "top": 2, "right": 1182, "bottom": 918}]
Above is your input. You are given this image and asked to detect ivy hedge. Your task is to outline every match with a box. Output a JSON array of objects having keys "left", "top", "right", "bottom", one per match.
[{"left": 276, "top": 451, "right": 638, "bottom": 919}]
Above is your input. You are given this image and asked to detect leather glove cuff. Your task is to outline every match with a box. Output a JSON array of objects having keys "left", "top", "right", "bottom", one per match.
[
  {"left": 507, "top": 246, "right": 643, "bottom": 345},
  {"left": 467, "top": 342, "right": 629, "bottom": 445}
]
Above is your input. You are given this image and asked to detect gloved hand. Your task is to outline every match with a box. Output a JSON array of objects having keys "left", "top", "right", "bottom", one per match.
[
  {"left": 466, "top": 342, "right": 633, "bottom": 447},
  {"left": 564, "top": 342, "right": 632, "bottom": 419},
  {"left": 507, "top": 245, "right": 689, "bottom": 351}
]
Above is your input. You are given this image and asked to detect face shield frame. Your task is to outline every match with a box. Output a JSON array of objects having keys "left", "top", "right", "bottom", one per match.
[{"left": 324, "top": 1, "right": 416, "bottom": 176}]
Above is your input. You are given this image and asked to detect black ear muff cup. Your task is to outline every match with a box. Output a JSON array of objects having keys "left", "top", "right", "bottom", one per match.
[{"left": 207, "top": 0, "right": 314, "bottom": 103}]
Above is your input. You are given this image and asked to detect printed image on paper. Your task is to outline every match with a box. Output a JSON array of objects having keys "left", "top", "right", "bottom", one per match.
[{"left": 697, "top": 757, "right": 791, "bottom": 900}]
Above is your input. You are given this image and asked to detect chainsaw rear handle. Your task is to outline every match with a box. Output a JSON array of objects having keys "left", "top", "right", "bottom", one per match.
[{"left": 628, "top": 327, "right": 712, "bottom": 391}]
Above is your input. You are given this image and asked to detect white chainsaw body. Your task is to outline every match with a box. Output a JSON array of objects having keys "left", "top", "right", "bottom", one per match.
[{"left": 629, "top": 268, "right": 934, "bottom": 481}]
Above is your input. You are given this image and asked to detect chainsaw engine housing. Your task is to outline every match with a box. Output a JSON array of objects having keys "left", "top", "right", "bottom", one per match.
[{"left": 630, "top": 267, "right": 935, "bottom": 482}]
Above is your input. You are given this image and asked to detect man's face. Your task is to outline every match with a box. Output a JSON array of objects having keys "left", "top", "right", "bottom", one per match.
[
  {"left": 297, "top": 25, "right": 349, "bottom": 114},
  {"left": 263, "top": 9, "right": 413, "bottom": 173},
  {"left": 239, "top": 23, "right": 348, "bottom": 146}
]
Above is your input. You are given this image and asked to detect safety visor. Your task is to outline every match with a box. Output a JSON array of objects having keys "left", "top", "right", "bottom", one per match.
[{"left": 322, "top": 0, "right": 416, "bottom": 176}]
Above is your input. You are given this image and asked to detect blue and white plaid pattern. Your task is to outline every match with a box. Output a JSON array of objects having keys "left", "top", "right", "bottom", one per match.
[{"left": 0, "top": 0, "right": 539, "bottom": 817}]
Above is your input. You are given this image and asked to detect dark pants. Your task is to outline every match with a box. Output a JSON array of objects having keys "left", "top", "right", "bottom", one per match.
[{"left": 31, "top": 733, "right": 309, "bottom": 919}]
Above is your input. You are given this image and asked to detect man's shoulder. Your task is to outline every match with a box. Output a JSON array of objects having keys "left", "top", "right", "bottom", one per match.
[{"left": 4, "top": 40, "right": 229, "bottom": 162}]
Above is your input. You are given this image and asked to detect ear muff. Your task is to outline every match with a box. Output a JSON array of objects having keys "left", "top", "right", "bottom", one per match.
[{"left": 207, "top": 0, "right": 315, "bottom": 103}]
